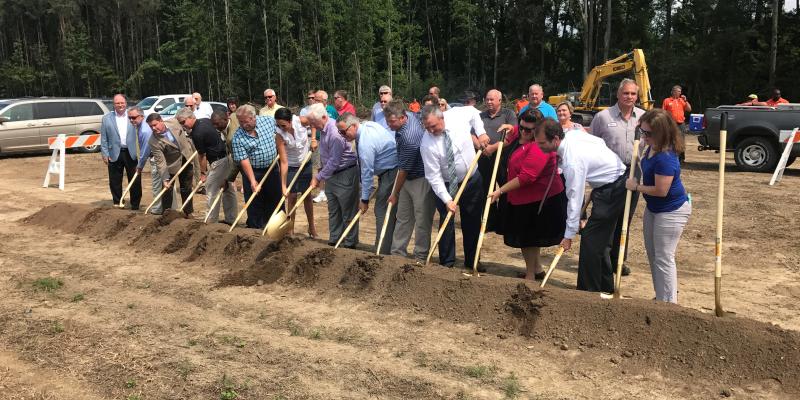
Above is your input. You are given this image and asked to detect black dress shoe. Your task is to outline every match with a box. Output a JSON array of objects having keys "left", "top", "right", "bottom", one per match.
[
  {"left": 621, "top": 265, "right": 631, "bottom": 276},
  {"left": 534, "top": 271, "right": 546, "bottom": 280}
]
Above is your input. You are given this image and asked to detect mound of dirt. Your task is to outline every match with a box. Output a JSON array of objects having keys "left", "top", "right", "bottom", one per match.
[{"left": 24, "top": 203, "right": 800, "bottom": 394}]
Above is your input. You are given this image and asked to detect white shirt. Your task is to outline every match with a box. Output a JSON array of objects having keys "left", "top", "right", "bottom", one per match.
[
  {"left": 558, "top": 129, "right": 627, "bottom": 239},
  {"left": 421, "top": 112, "right": 485, "bottom": 203},
  {"left": 446, "top": 105, "right": 486, "bottom": 136},
  {"left": 194, "top": 102, "right": 213, "bottom": 119},
  {"left": 114, "top": 111, "right": 128, "bottom": 147},
  {"left": 276, "top": 115, "right": 310, "bottom": 167}
]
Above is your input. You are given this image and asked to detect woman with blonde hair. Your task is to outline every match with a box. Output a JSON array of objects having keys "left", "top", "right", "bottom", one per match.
[
  {"left": 625, "top": 108, "right": 691, "bottom": 303},
  {"left": 555, "top": 101, "right": 586, "bottom": 132}
]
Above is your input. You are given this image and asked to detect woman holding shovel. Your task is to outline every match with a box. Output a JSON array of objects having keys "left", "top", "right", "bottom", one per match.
[
  {"left": 274, "top": 108, "right": 317, "bottom": 238},
  {"left": 489, "top": 109, "right": 567, "bottom": 281},
  {"left": 625, "top": 109, "right": 691, "bottom": 304}
]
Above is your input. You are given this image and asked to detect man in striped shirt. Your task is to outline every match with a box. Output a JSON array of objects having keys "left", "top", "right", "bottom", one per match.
[
  {"left": 231, "top": 105, "right": 282, "bottom": 229},
  {"left": 385, "top": 101, "right": 436, "bottom": 263}
]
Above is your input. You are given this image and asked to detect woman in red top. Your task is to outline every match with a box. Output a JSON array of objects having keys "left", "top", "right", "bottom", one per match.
[{"left": 490, "top": 109, "right": 567, "bottom": 280}]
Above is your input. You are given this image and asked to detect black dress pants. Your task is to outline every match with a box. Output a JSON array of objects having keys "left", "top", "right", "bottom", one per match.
[
  {"left": 108, "top": 149, "right": 141, "bottom": 209},
  {"left": 577, "top": 175, "right": 627, "bottom": 293},
  {"left": 433, "top": 172, "right": 483, "bottom": 268}
]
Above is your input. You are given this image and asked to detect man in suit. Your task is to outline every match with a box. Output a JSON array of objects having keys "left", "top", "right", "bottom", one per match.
[
  {"left": 100, "top": 94, "right": 141, "bottom": 209},
  {"left": 146, "top": 113, "right": 198, "bottom": 216},
  {"left": 127, "top": 106, "right": 160, "bottom": 213}
]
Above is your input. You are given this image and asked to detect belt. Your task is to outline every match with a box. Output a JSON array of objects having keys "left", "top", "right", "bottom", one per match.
[
  {"left": 210, "top": 158, "right": 226, "bottom": 169},
  {"left": 333, "top": 164, "right": 357, "bottom": 175},
  {"left": 594, "top": 173, "right": 626, "bottom": 191}
]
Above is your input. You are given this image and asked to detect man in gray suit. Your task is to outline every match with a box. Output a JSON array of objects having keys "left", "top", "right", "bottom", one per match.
[
  {"left": 146, "top": 113, "right": 198, "bottom": 216},
  {"left": 100, "top": 94, "right": 141, "bottom": 209}
]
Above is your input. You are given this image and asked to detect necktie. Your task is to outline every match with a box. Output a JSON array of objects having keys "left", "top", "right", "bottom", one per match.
[{"left": 443, "top": 130, "right": 458, "bottom": 197}]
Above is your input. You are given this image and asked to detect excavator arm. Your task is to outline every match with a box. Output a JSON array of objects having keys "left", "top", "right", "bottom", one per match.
[{"left": 575, "top": 49, "right": 654, "bottom": 111}]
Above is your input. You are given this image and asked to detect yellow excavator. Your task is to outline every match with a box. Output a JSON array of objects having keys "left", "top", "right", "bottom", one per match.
[{"left": 548, "top": 49, "right": 653, "bottom": 124}]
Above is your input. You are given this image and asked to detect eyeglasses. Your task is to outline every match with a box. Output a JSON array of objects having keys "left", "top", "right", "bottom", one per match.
[
  {"left": 519, "top": 125, "right": 535, "bottom": 133},
  {"left": 307, "top": 96, "right": 315, "bottom": 99},
  {"left": 264, "top": 95, "right": 275, "bottom": 99},
  {"left": 379, "top": 92, "right": 390, "bottom": 95},
  {"left": 337, "top": 125, "right": 352, "bottom": 135},
  {"left": 637, "top": 126, "right": 651, "bottom": 137},
  {"left": 128, "top": 115, "right": 140, "bottom": 120}
]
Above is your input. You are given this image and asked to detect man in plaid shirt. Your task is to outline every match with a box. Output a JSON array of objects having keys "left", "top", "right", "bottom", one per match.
[{"left": 231, "top": 104, "right": 284, "bottom": 229}]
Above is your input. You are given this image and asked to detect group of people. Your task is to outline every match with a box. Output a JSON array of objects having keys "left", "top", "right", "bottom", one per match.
[{"left": 101, "top": 80, "right": 693, "bottom": 304}]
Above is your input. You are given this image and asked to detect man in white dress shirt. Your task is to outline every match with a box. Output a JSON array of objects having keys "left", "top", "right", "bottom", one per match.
[
  {"left": 420, "top": 104, "right": 489, "bottom": 270},
  {"left": 192, "top": 92, "right": 214, "bottom": 119},
  {"left": 535, "top": 119, "right": 627, "bottom": 293}
]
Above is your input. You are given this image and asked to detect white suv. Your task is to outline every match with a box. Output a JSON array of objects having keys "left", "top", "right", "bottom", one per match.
[{"left": 136, "top": 94, "right": 191, "bottom": 116}]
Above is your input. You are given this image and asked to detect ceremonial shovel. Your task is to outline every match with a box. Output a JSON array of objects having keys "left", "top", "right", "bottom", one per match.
[{"left": 145, "top": 151, "right": 198, "bottom": 215}]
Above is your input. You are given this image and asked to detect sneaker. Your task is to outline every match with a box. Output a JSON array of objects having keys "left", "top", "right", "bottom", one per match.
[{"left": 313, "top": 191, "right": 327, "bottom": 203}]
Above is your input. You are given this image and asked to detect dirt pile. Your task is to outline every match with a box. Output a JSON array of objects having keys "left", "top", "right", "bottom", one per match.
[{"left": 24, "top": 203, "right": 800, "bottom": 394}]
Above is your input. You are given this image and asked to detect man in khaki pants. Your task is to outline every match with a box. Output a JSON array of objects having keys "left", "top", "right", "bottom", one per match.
[{"left": 384, "top": 101, "right": 435, "bottom": 263}]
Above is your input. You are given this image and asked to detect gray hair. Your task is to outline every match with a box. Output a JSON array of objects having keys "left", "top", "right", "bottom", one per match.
[
  {"left": 618, "top": 78, "right": 638, "bottom": 91},
  {"left": 175, "top": 107, "right": 195, "bottom": 121},
  {"left": 421, "top": 104, "right": 443, "bottom": 121},
  {"left": 338, "top": 112, "right": 360, "bottom": 127},
  {"left": 383, "top": 100, "right": 407, "bottom": 119},
  {"left": 316, "top": 90, "right": 329, "bottom": 102},
  {"left": 128, "top": 106, "right": 144, "bottom": 114},
  {"left": 236, "top": 104, "right": 257, "bottom": 119},
  {"left": 529, "top": 84, "right": 543, "bottom": 93},
  {"left": 305, "top": 103, "right": 327, "bottom": 121},
  {"left": 263, "top": 88, "right": 276, "bottom": 97},
  {"left": 378, "top": 85, "right": 392, "bottom": 94}
]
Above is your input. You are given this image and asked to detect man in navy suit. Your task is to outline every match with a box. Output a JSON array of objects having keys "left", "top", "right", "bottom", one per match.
[{"left": 100, "top": 94, "right": 141, "bottom": 209}]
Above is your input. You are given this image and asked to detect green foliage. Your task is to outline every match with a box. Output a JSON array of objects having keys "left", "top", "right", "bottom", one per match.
[
  {"left": 0, "top": 0, "right": 796, "bottom": 109},
  {"left": 33, "top": 277, "right": 63, "bottom": 292},
  {"left": 501, "top": 372, "right": 521, "bottom": 399}
]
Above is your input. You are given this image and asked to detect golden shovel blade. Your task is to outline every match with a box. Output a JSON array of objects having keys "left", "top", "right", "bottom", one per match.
[{"left": 265, "top": 210, "right": 292, "bottom": 240}]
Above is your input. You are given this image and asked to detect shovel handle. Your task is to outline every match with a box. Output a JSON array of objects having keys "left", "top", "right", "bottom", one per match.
[
  {"left": 145, "top": 151, "right": 198, "bottom": 214},
  {"left": 540, "top": 247, "right": 565, "bottom": 288},
  {"left": 118, "top": 171, "right": 140, "bottom": 208},
  {"left": 229, "top": 155, "right": 279, "bottom": 232}
]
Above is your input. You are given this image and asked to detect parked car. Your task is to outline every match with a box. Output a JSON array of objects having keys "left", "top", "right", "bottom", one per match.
[
  {"left": 699, "top": 104, "right": 800, "bottom": 172},
  {"left": 0, "top": 98, "right": 110, "bottom": 155},
  {"left": 136, "top": 94, "right": 191, "bottom": 116},
  {"left": 158, "top": 101, "right": 228, "bottom": 120}
]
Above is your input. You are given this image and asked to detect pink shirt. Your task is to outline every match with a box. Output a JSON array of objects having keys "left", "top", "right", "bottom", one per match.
[{"left": 504, "top": 128, "right": 564, "bottom": 205}]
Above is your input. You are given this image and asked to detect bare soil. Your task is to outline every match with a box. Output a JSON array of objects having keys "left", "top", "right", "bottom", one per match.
[{"left": 1, "top": 136, "right": 799, "bottom": 399}]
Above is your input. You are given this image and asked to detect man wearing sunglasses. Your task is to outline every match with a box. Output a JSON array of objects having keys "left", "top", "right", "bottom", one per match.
[
  {"left": 259, "top": 88, "right": 284, "bottom": 117},
  {"left": 371, "top": 85, "right": 393, "bottom": 130},
  {"left": 589, "top": 78, "right": 645, "bottom": 277},
  {"left": 176, "top": 108, "right": 238, "bottom": 224},
  {"left": 128, "top": 106, "right": 156, "bottom": 213},
  {"left": 146, "top": 112, "right": 198, "bottom": 216}
]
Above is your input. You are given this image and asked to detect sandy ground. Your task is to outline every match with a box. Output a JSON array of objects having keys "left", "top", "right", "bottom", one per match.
[{"left": 0, "top": 136, "right": 798, "bottom": 400}]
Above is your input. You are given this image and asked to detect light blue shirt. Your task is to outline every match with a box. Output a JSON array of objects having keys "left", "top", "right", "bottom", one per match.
[
  {"left": 519, "top": 101, "right": 558, "bottom": 121},
  {"left": 356, "top": 121, "right": 398, "bottom": 201},
  {"left": 371, "top": 101, "right": 390, "bottom": 130},
  {"left": 135, "top": 121, "right": 154, "bottom": 170}
]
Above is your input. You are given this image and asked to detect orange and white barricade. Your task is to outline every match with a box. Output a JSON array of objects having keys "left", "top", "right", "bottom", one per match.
[
  {"left": 43, "top": 133, "right": 101, "bottom": 190},
  {"left": 770, "top": 128, "right": 800, "bottom": 186}
]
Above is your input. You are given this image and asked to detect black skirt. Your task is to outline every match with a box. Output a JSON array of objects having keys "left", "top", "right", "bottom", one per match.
[
  {"left": 501, "top": 190, "right": 567, "bottom": 248},
  {"left": 287, "top": 162, "right": 312, "bottom": 193}
]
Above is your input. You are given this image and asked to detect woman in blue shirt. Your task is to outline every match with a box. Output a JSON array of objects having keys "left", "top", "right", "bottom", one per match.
[{"left": 625, "top": 109, "right": 691, "bottom": 303}]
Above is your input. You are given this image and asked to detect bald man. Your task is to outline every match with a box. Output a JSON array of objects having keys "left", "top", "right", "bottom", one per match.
[
  {"left": 192, "top": 92, "right": 213, "bottom": 119},
  {"left": 478, "top": 89, "right": 517, "bottom": 211}
]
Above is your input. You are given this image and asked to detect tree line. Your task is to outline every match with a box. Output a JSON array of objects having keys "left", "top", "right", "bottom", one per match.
[{"left": 1, "top": 0, "right": 798, "bottom": 111}]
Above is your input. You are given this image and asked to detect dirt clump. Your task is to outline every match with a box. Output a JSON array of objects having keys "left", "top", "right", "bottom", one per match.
[
  {"left": 340, "top": 256, "right": 381, "bottom": 290},
  {"left": 505, "top": 282, "right": 545, "bottom": 336},
  {"left": 290, "top": 248, "right": 335, "bottom": 285},
  {"left": 218, "top": 236, "right": 302, "bottom": 286}
]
